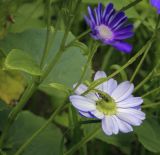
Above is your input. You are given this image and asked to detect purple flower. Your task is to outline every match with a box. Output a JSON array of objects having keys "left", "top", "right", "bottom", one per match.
[
  {"left": 150, "top": 0, "right": 160, "bottom": 14},
  {"left": 69, "top": 71, "right": 145, "bottom": 136},
  {"left": 84, "top": 3, "right": 134, "bottom": 53}
]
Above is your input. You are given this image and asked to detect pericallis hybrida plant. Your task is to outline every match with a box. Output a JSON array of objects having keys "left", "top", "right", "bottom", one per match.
[
  {"left": 70, "top": 71, "right": 145, "bottom": 135},
  {"left": 0, "top": 0, "right": 160, "bottom": 155}
]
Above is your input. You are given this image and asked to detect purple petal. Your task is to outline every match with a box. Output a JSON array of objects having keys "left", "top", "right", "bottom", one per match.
[
  {"left": 69, "top": 95, "right": 96, "bottom": 112},
  {"left": 88, "top": 6, "right": 96, "bottom": 25},
  {"left": 102, "top": 3, "right": 114, "bottom": 23},
  {"left": 115, "top": 24, "right": 133, "bottom": 34},
  {"left": 95, "top": 3, "right": 103, "bottom": 25},
  {"left": 111, "top": 81, "right": 134, "bottom": 102},
  {"left": 109, "top": 11, "right": 126, "bottom": 28},
  {"left": 114, "top": 32, "right": 134, "bottom": 40},
  {"left": 108, "top": 41, "right": 132, "bottom": 53}
]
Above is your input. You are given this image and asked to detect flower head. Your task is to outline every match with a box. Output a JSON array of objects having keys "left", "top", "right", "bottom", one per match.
[
  {"left": 150, "top": 0, "right": 160, "bottom": 14},
  {"left": 69, "top": 71, "right": 145, "bottom": 136},
  {"left": 84, "top": 3, "right": 134, "bottom": 53}
]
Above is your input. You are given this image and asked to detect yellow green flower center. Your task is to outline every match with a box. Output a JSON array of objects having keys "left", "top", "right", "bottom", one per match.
[{"left": 96, "top": 99, "right": 117, "bottom": 115}]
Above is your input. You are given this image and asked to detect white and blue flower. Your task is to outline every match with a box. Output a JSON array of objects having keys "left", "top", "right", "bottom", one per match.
[{"left": 69, "top": 71, "right": 145, "bottom": 136}]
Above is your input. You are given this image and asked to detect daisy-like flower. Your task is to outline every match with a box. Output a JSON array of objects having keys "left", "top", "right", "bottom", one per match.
[
  {"left": 84, "top": 3, "right": 134, "bottom": 53},
  {"left": 150, "top": 0, "right": 160, "bottom": 14},
  {"left": 69, "top": 71, "right": 145, "bottom": 136}
]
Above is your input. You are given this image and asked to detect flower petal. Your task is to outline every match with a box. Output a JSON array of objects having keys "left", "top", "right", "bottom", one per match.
[
  {"left": 94, "top": 71, "right": 107, "bottom": 80},
  {"left": 69, "top": 95, "right": 96, "bottom": 112},
  {"left": 118, "top": 108, "right": 145, "bottom": 120},
  {"left": 116, "top": 110, "right": 143, "bottom": 126},
  {"left": 103, "top": 78, "right": 117, "bottom": 95},
  {"left": 102, "top": 116, "right": 115, "bottom": 135},
  {"left": 111, "top": 81, "right": 134, "bottom": 102},
  {"left": 117, "top": 97, "right": 143, "bottom": 108},
  {"left": 90, "top": 109, "right": 104, "bottom": 119},
  {"left": 114, "top": 116, "right": 133, "bottom": 133},
  {"left": 79, "top": 111, "right": 94, "bottom": 118},
  {"left": 107, "top": 41, "right": 132, "bottom": 53},
  {"left": 73, "top": 83, "right": 88, "bottom": 95}
]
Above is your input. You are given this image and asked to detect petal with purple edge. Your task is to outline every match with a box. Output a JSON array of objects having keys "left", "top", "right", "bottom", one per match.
[
  {"left": 111, "top": 81, "right": 134, "bottom": 102},
  {"left": 69, "top": 95, "right": 96, "bottom": 112},
  {"left": 114, "top": 116, "right": 133, "bottom": 133},
  {"left": 95, "top": 3, "right": 103, "bottom": 25},
  {"left": 79, "top": 111, "right": 94, "bottom": 118},
  {"left": 108, "top": 41, "right": 132, "bottom": 53}
]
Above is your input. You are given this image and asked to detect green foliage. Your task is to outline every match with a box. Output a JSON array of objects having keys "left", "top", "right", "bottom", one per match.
[
  {"left": 6, "top": 111, "right": 63, "bottom": 155},
  {"left": 5, "top": 49, "right": 42, "bottom": 76},
  {"left": 135, "top": 118, "right": 160, "bottom": 153}
]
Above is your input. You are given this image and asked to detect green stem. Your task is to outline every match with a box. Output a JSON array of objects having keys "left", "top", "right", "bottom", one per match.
[
  {"left": 14, "top": 102, "right": 66, "bottom": 155},
  {"left": 130, "top": 43, "right": 151, "bottom": 82},
  {"left": 73, "top": 42, "right": 99, "bottom": 92},
  {"left": 0, "top": 81, "right": 37, "bottom": 148},
  {"left": 142, "top": 87, "right": 160, "bottom": 98},
  {"left": 121, "top": 0, "right": 142, "bottom": 11},
  {"left": 64, "top": 127, "right": 100, "bottom": 155},
  {"left": 40, "top": 0, "right": 51, "bottom": 67},
  {"left": 142, "top": 102, "right": 160, "bottom": 109},
  {"left": 83, "top": 39, "right": 153, "bottom": 95},
  {"left": 134, "top": 70, "right": 154, "bottom": 92},
  {"left": 65, "top": 29, "right": 91, "bottom": 49}
]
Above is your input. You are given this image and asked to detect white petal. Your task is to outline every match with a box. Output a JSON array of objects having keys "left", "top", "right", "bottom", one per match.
[
  {"left": 111, "top": 81, "right": 134, "bottom": 102},
  {"left": 102, "top": 116, "right": 114, "bottom": 136},
  {"left": 103, "top": 79, "right": 117, "bottom": 95},
  {"left": 90, "top": 110, "right": 104, "bottom": 119},
  {"left": 73, "top": 83, "right": 88, "bottom": 95},
  {"left": 118, "top": 108, "right": 145, "bottom": 120},
  {"left": 79, "top": 111, "right": 94, "bottom": 118},
  {"left": 117, "top": 97, "right": 143, "bottom": 108},
  {"left": 113, "top": 116, "right": 133, "bottom": 133},
  {"left": 86, "top": 93, "right": 99, "bottom": 101},
  {"left": 116, "top": 110, "right": 143, "bottom": 126},
  {"left": 69, "top": 95, "right": 96, "bottom": 112},
  {"left": 94, "top": 71, "right": 107, "bottom": 80},
  {"left": 110, "top": 116, "right": 119, "bottom": 134}
]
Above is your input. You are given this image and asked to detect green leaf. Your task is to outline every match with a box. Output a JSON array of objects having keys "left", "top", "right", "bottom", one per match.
[
  {"left": 4, "top": 49, "right": 42, "bottom": 76},
  {"left": 0, "top": 29, "right": 92, "bottom": 95},
  {"left": 83, "top": 123, "right": 133, "bottom": 154},
  {"left": 135, "top": 118, "right": 160, "bottom": 153},
  {"left": 6, "top": 111, "right": 63, "bottom": 155},
  {"left": 49, "top": 83, "right": 71, "bottom": 94}
]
